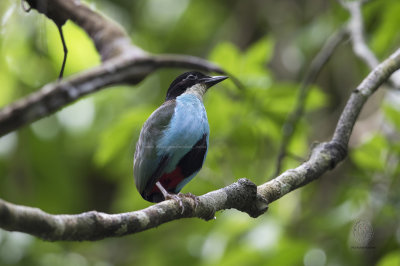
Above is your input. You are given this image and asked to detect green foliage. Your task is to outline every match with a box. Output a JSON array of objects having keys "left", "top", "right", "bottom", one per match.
[
  {"left": 383, "top": 104, "right": 400, "bottom": 132},
  {"left": 0, "top": 0, "right": 400, "bottom": 265},
  {"left": 366, "top": 0, "right": 400, "bottom": 56},
  {"left": 210, "top": 37, "right": 273, "bottom": 85},
  {"left": 94, "top": 106, "right": 153, "bottom": 167},
  {"left": 351, "top": 134, "right": 387, "bottom": 172},
  {"left": 46, "top": 20, "right": 100, "bottom": 75},
  {"left": 377, "top": 252, "right": 400, "bottom": 266}
]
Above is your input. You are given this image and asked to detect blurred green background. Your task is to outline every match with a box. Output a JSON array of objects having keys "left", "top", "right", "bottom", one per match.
[{"left": 1, "top": 0, "right": 400, "bottom": 265}]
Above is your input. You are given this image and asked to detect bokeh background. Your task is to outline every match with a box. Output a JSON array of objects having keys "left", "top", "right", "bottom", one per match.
[{"left": 1, "top": 0, "right": 400, "bottom": 265}]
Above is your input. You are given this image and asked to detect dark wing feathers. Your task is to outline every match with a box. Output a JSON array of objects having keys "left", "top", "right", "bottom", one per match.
[
  {"left": 178, "top": 134, "right": 208, "bottom": 178},
  {"left": 133, "top": 100, "right": 176, "bottom": 194}
]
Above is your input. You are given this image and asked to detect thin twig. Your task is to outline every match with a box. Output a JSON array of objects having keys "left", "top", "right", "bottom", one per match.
[
  {"left": 57, "top": 25, "right": 68, "bottom": 80},
  {"left": 274, "top": 28, "right": 347, "bottom": 176},
  {"left": 340, "top": 0, "right": 400, "bottom": 88},
  {"left": 342, "top": 0, "right": 379, "bottom": 69}
]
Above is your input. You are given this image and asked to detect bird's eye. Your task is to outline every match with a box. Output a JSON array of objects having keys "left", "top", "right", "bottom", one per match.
[{"left": 187, "top": 74, "right": 196, "bottom": 80}]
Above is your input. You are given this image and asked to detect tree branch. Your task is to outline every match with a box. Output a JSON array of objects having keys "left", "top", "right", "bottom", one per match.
[
  {"left": 2, "top": 0, "right": 398, "bottom": 243},
  {"left": 2, "top": 48, "right": 400, "bottom": 241},
  {"left": 24, "top": 0, "right": 139, "bottom": 60},
  {"left": 274, "top": 0, "right": 400, "bottom": 176},
  {"left": 0, "top": 0, "right": 226, "bottom": 137},
  {"left": 0, "top": 55, "right": 223, "bottom": 137},
  {"left": 0, "top": 179, "right": 268, "bottom": 241},
  {"left": 261, "top": 48, "right": 400, "bottom": 202},
  {"left": 341, "top": 0, "right": 379, "bottom": 69},
  {"left": 341, "top": 0, "right": 400, "bottom": 88}
]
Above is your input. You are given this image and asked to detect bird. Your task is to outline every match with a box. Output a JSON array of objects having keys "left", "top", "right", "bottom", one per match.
[{"left": 133, "top": 71, "right": 228, "bottom": 203}]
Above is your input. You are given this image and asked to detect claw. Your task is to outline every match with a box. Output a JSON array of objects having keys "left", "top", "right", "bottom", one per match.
[
  {"left": 165, "top": 193, "right": 185, "bottom": 214},
  {"left": 178, "top": 192, "right": 200, "bottom": 210},
  {"left": 156, "top": 182, "right": 185, "bottom": 214}
]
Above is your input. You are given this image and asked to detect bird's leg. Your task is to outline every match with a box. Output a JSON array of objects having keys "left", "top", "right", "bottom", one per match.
[
  {"left": 156, "top": 182, "right": 184, "bottom": 213},
  {"left": 155, "top": 181, "right": 169, "bottom": 197}
]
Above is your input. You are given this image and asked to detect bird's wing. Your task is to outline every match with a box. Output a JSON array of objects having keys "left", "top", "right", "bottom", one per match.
[
  {"left": 174, "top": 133, "right": 208, "bottom": 192},
  {"left": 133, "top": 100, "right": 176, "bottom": 194}
]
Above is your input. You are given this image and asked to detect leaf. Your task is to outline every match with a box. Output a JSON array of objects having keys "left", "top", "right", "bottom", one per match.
[
  {"left": 369, "top": 0, "right": 400, "bottom": 56},
  {"left": 209, "top": 37, "right": 274, "bottom": 89},
  {"left": 351, "top": 134, "right": 388, "bottom": 172},
  {"left": 46, "top": 20, "right": 100, "bottom": 75},
  {"left": 94, "top": 106, "right": 153, "bottom": 166},
  {"left": 383, "top": 104, "right": 400, "bottom": 131},
  {"left": 209, "top": 42, "right": 241, "bottom": 75},
  {"left": 377, "top": 252, "right": 400, "bottom": 266},
  {"left": 243, "top": 36, "right": 274, "bottom": 74},
  {"left": 305, "top": 85, "right": 327, "bottom": 111}
]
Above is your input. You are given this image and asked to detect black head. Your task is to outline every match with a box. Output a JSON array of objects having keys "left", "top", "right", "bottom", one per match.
[{"left": 165, "top": 71, "right": 228, "bottom": 101}]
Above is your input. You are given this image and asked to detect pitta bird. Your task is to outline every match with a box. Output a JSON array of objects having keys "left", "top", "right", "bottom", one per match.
[{"left": 134, "top": 71, "right": 228, "bottom": 203}]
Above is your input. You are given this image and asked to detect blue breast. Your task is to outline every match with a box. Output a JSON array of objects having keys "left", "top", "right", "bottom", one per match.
[{"left": 157, "top": 93, "right": 209, "bottom": 173}]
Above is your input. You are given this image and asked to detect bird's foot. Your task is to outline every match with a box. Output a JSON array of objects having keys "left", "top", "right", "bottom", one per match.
[
  {"left": 155, "top": 182, "right": 199, "bottom": 214},
  {"left": 178, "top": 192, "right": 200, "bottom": 210},
  {"left": 164, "top": 193, "right": 185, "bottom": 214},
  {"left": 165, "top": 193, "right": 200, "bottom": 214}
]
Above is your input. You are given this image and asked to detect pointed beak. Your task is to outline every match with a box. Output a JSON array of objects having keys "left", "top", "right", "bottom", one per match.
[{"left": 202, "top": 75, "right": 228, "bottom": 88}]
